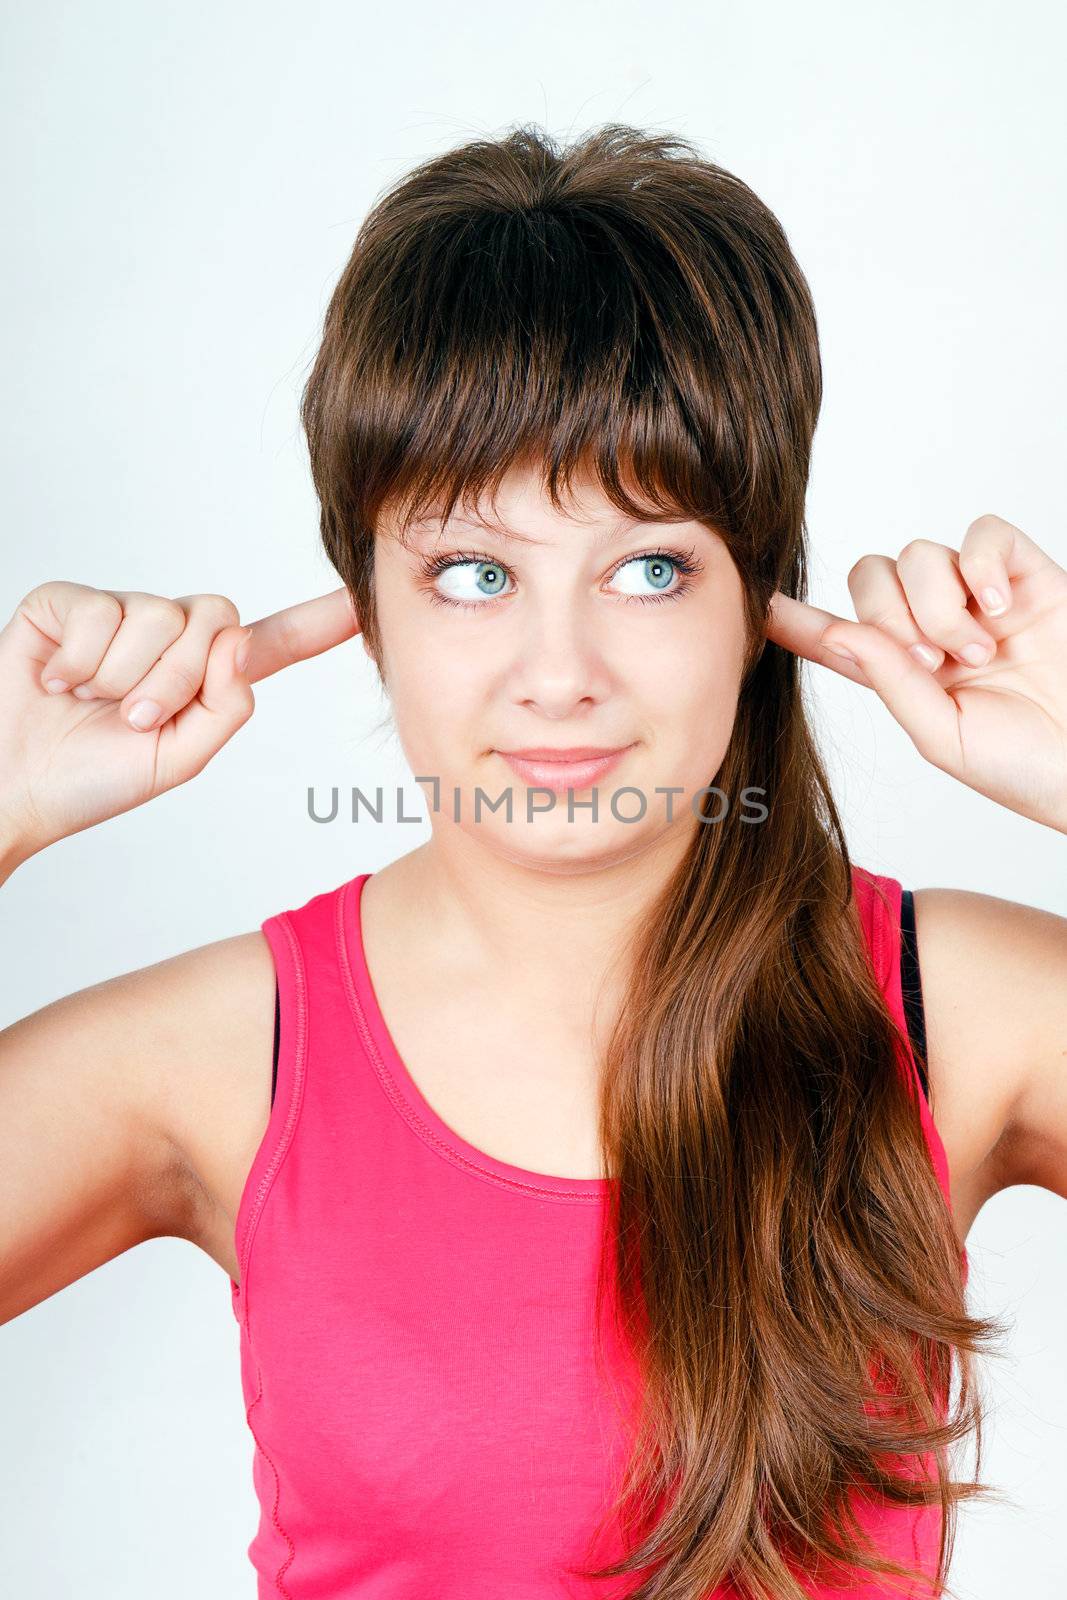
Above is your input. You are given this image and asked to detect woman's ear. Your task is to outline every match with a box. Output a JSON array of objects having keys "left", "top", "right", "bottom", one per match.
[{"left": 359, "top": 630, "right": 389, "bottom": 691}]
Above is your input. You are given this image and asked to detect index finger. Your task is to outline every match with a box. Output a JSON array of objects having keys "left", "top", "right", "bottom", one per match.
[
  {"left": 242, "top": 587, "right": 361, "bottom": 683},
  {"left": 764, "top": 591, "right": 871, "bottom": 686}
]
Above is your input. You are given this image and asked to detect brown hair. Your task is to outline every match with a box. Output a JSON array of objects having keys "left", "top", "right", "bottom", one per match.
[{"left": 300, "top": 123, "right": 1008, "bottom": 1599}]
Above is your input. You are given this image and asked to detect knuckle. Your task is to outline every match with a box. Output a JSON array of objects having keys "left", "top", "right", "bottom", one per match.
[
  {"left": 80, "top": 589, "right": 124, "bottom": 624},
  {"left": 21, "top": 579, "right": 72, "bottom": 607},
  {"left": 139, "top": 596, "right": 187, "bottom": 634},
  {"left": 845, "top": 554, "right": 875, "bottom": 586},
  {"left": 896, "top": 538, "right": 936, "bottom": 564},
  {"left": 966, "top": 512, "right": 1003, "bottom": 537},
  {"left": 194, "top": 592, "right": 241, "bottom": 626},
  {"left": 18, "top": 581, "right": 51, "bottom": 610}
]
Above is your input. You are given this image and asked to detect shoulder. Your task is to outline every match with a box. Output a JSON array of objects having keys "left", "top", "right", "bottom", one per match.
[
  {"left": 0, "top": 927, "right": 276, "bottom": 1317},
  {"left": 908, "top": 885, "right": 1067, "bottom": 1208},
  {"left": 94, "top": 875, "right": 362, "bottom": 1272},
  {"left": 117, "top": 928, "right": 279, "bottom": 1250},
  {"left": 2, "top": 928, "right": 274, "bottom": 1189},
  {"left": 69, "top": 929, "right": 277, "bottom": 1254}
]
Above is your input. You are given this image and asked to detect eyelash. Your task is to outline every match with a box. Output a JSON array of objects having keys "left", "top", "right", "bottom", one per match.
[{"left": 415, "top": 545, "right": 705, "bottom": 611}]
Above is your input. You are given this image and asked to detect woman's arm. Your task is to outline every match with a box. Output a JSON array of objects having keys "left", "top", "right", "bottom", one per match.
[
  {"left": 0, "top": 580, "right": 358, "bottom": 1324},
  {"left": 910, "top": 887, "right": 1067, "bottom": 1232}
]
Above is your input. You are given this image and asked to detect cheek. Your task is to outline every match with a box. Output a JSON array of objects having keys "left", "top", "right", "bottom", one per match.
[
  {"left": 667, "top": 676, "right": 740, "bottom": 768},
  {"left": 640, "top": 607, "right": 745, "bottom": 704},
  {"left": 385, "top": 653, "right": 485, "bottom": 762},
  {"left": 644, "top": 625, "right": 745, "bottom": 774}
]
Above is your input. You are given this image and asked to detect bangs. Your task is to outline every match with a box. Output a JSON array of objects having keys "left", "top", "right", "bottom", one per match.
[
  {"left": 364, "top": 204, "right": 728, "bottom": 547},
  {"left": 301, "top": 124, "right": 821, "bottom": 598}
]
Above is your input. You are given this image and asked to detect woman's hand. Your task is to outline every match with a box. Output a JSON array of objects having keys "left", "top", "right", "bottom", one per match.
[
  {"left": 766, "top": 513, "right": 1067, "bottom": 834},
  {"left": 0, "top": 582, "right": 360, "bottom": 866}
]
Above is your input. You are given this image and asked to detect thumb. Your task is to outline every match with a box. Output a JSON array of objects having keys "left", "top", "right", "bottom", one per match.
[
  {"left": 819, "top": 620, "right": 959, "bottom": 761},
  {"left": 154, "top": 623, "right": 256, "bottom": 786}
]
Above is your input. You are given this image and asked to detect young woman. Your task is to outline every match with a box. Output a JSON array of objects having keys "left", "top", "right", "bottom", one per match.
[{"left": 1, "top": 123, "right": 1065, "bottom": 1600}]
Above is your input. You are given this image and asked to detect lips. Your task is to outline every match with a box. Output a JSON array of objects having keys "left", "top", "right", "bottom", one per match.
[
  {"left": 499, "top": 746, "right": 629, "bottom": 761},
  {"left": 494, "top": 744, "right": 635, "bottom": 794}
]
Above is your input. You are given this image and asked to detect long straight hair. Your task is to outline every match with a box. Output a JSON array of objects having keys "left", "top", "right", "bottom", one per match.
[{"left": 299, "top": 123, "right": 1008, "bottom": 1599}]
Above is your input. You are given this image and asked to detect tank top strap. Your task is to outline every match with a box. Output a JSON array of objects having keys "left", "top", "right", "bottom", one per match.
[
  {"left": 231, "top": 873, "right": 362, "bottom": 1330},
  {"left": 850, "top": 866, "right": 952, "bottom": 1209}
]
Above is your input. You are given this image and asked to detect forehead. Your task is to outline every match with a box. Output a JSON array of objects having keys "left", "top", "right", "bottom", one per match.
[{"left": 380, "top": 459, "right": 707, "bottom": 550}]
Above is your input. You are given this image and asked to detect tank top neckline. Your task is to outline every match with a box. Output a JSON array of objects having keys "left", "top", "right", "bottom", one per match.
[
  {"left": 340, "top": 870, "right": 612, "bottom": 1202},
  {"left": 337, "top": 867, "right": 943, "bottom": 1211}
]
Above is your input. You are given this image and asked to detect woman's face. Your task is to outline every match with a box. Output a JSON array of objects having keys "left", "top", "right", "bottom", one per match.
[{"left": 371, "top": 461, "right": 750, "bottom": 874}]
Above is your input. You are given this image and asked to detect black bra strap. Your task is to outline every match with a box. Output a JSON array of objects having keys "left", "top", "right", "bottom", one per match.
[{"left": 898, "top": 888, "right": 929, "bottom": 1102}]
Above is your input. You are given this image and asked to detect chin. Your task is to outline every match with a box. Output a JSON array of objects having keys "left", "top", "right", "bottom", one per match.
[{"left": 465, "top": 820, "right": 667, "bottom": 877}]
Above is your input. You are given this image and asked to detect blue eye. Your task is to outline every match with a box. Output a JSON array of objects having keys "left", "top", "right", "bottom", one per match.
[
  {"left": 434, "top": 559, "right": 511, "bottom": 605},
  {"left": 609, "top": 554, "right": 681, "bottom": 597},
  {"left": 418, "top": 545, "right": 703, "bottom": 610}
]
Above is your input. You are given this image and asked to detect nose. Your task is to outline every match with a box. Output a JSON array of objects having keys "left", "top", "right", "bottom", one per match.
[{"left": 507, "top": 597, "right": 613, "bottom": 720}]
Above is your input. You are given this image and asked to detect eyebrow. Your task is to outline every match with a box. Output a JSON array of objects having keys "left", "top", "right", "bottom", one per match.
[{"left": 405, "top": 511, "right": 686, "bottom": 545}]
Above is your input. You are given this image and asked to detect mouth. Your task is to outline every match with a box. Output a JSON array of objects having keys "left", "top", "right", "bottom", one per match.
[{"left": 493, "top": 744, "right": 636, "bottom": 794}]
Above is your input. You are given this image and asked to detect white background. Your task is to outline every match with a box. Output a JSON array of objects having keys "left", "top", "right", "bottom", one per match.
[{"left": 1, "top": 1, "right": 1065, "bottom": 1594}]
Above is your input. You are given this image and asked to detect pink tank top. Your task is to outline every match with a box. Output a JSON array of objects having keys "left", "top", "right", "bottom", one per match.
[{"left": 229, "top": 865, "right": 964, "bottom": 1598}]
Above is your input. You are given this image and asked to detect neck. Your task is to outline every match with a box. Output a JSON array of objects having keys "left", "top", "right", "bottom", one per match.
[{"left": 389, "top": 824, "right": 697, "bottom": 1028}]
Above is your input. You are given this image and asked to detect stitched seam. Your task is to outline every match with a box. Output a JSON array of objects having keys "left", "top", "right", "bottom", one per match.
[
  {"left": 237, "top": 912, "right": 309, "bottom": 1296},
  {"left": 333, "top": 878, "right": 605, "bottom": 1205},
  {"left": 244, "top": 1348, "right": 296, "bottom": 1598},
  {"left": 236, "top": 909, "right": 308, "bottom": 1595},
  {"left": 862, "top": 867, "right": 894, "bottom": 990}
]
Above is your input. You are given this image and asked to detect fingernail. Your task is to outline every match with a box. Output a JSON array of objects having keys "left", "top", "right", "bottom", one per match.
[
  {"left": 826, "top": 644, "right": 857, "bottom": 663},
  {"left": 72, "top": 683, "right": 97, "bottom": 699},
  {"left": 43, "top": 677, "right": 69, "bottom": 693},
  {"left": 979, "top": 586, "right": 1007, "bottom": 615},
  {"left": 127, "top": 699, "right": 162, "bottom": 729},
  {"left": 909, "top": 642, "right": 942, "bottom": 670},
  {"left": 960, "top": 642, "right": 992, "bottom": 666},
  {"left": 235, "top": 628, "right": 253, "bottom": 673}
]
